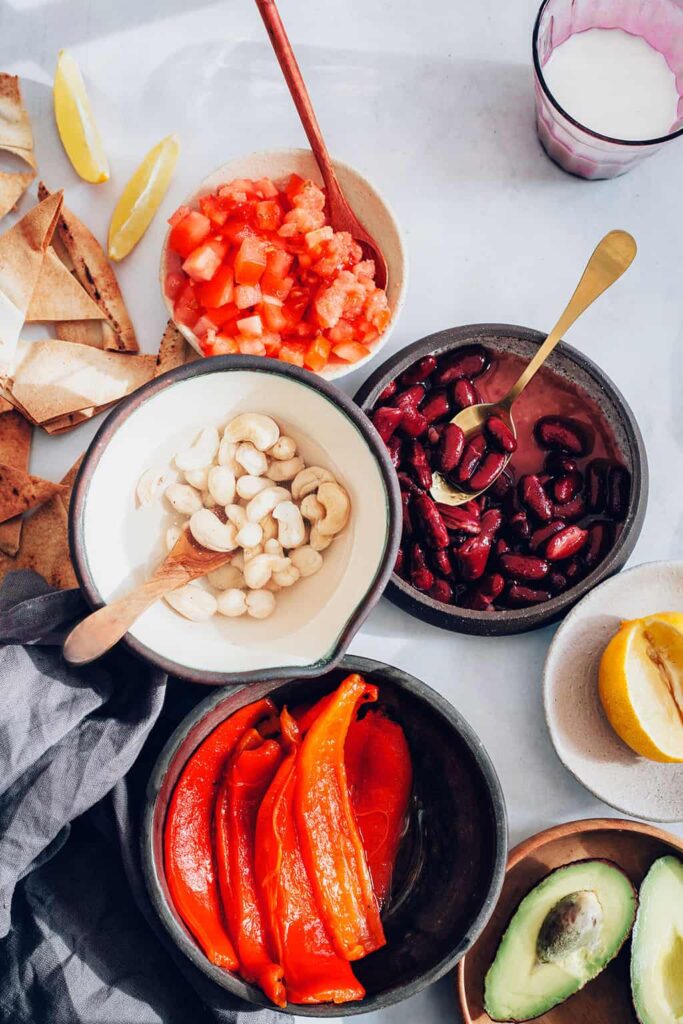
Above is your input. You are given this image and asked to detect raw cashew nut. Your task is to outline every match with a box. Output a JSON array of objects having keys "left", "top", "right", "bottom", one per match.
[
  {"left": 218, "top": 437, "right": 239, "bottom": 470},
  {"left": 231, "top": 552, "right": 245, "bottom": 571},
  {"left": 184, "top": 466, "right": 209, "bottom": 490},
  {"left": 246, "top": 589, "right": 276, "bottom": 619},
  {"left": 273, "top": 501, "right": 305, "bottom": 549},
  {"left": 165, "top": 585, "right": 217, "bottom": 621},
  {"left": 136, "top": 466, "right": 169, "bottom": 507},
  {"left": 264, "top": 538, "right": 284, "bottom": 557},
  {"left": 226, "top": 503, "right": 247, "bottom": 529},
  {"left": 272, "top": 564, "right": 301, "bottom": 588},
  {"left": 166, "top": 524, "right": 183, "bottom": 551},
  {"left": 236, "top": 522, "right": 263, "bottom": 549},
  {"left": 316, "top": 482, "right": 351, "bottom": 536},
  {"left": 243, "top": 552, "right": 290, "bottom": 589},
  {"left": 236, "top": 475, "right": 270, "bottom": 501},
  {"left": 207, "top": 564, "right": 245, "bottom": 590},
  {"left": 224, "top": 414, "right": 279, "bottom": 452},
  {"left": 246, "top": 486, "right": 290, "bottom": 524},
  {"left": 291, "top": 466, "right": 335, "bottom": 501},
  {"left": 175, "top": 427, "right": 220, "bottom": 472},
  {"left": 236, "top": 442, "right": 268, "bottom": 477},
  {"left": 300, "top": 494, "right": 324, "bottom": 522},
  {"left": 266, "top": 456, "right": 305, "bottom": 482},
  {"left": 309, "top": 524, "right": 332, "bottom": 551},
  {"left": 203, "top": 491, "right": 217, "bottom": 508},
  {"left": 189, "top": 509, "right": 238, "bottom": 552},
  {"left": 165, "top": 483, "right": 203, "bottom": 516},
  {"left": 260, "top": 513, "right": 278, "bottom": 542},
  {"left": 269, "top": 436, "right": 297, "bottom": 460},
  {"left": 216, "top": 589, "right": 247, "bottom": 617},
  {"left": 290, "top": 546, "right": 323, "bottom": 577},
  {"left": 208, "top": 465, "right": 236, "bottom": 505},
  {"left": 243, "top": 544, "right": 263, "bottom": 563},
  {"left": 264, "top": 578, "right": 281, "bottom": 593}
]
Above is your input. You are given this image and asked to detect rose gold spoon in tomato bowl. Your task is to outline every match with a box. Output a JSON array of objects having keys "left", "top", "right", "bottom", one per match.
[
  {"left": 255, "top": 0, "right": 388, "bottom": 288},
  {"left": 431, "top": 230, "right": 637, "bottom": 507}
]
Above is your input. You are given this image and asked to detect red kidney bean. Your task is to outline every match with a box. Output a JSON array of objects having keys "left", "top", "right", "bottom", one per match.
[
  {"left": 506, "top": 584, "right": 552, "bottom": 607},
  {"left": 377, "top": 379, "right": 398, "bottom": 403},
  {"left": 457, "top": 434, "right": 487, "bottom": 484},
  {"left": 406, "top": 440, "right": 432, "bottom": 491},
  {"left": 544, "top": 452, "right": 579, "bottom": 475},
  {"left": 373, "top": 405, "right": 403, "bottom": 442},
  {"left": 552, "top": 493, "right": 586, "bottom": 522},
  {"left": 400, "top": 355, "right": 437, "bottom": 386},
  {"left": 434, "top": 344, "right": 490, "bottom": 385},
  {"left": 583, "top": 520, "right": 615, "bottom": 569},
  {"left": 431, "top": 548, "right": 453, "bottom": 577},
  {"left": 452, "top": 378, "right": 481, "bottom": 410},
  {"left": 489, "top": 465, "right": 515, "bottom": 499},
  {"left": 437, "top": 504, "right": 481, "bottom": 535},
  {"left": 519, "top": 474, "right": 553, "bottom": 522},
  {"left": 586, "top": 458, "right": 610, "bottom": 513},
  {"left": 530, "top": 519, "right": 566, "bottom": 553},
  {"left": 534, "top": 416, "right": 594, "bottom": 457},
  {"left": 494, "top": 537, "right": 510, "bottom": 558},
  {"left": 468, "top": 451, "right": 506, "bottom": 492},
  {"left": 400, "top": 492, "right": 412, "bottom": 542},
  {"left": 421, "top": 390, "right": 451, "bottom": 423},
  {"left": 437, "top": 423, "right": 465, "bottom": 474},
  {"left": 467, "top": 590, "right": 495, "bottom": 612},
  {"left": 607, "top": 464, "right": 631, "bottom": 521},
  {"left": 427, "top": 423, "right": 444, "bottom": 446},
  {"left": 480, "top": 508, "right": 503, "bottom": 537},
  {"left": 399, "top": 405, "right": 428, "bottom": 438},
  {"left": 397, "top": 471, "right": 418, "bottom": 494},
  {"left": 409, "top": 543, "right": 434, "bottom": 592},
  {"left": 508, "top": 510, "right": 531, "bottom": 540},
  {"left": 394, "top": 384, "right": 425, "bottom": 409},
  {"left": 485, "top": 415, "right": 517, "bottom": 454},
  {"left": 552, "top": 471, "right": 582, "bottom": 504},
  {"left": 499, "top": 553, "right": 549, "bottom": 581},
  {"left": 413, "top": 493, "right": 449, "bottom": 549},
  {"left": 456, "top": 534, "right": 491, "bottom": 581},
  {"left": 548, "top": 571, "right": 567, "bottom": 594},
  {"left": 387, "top": 435, "right": 402, "bottom": 468},
  {"left": 476, "top": 572, "right": 505, "bottom": 604},
  {"left": 428, "top": 579, "right": 453, "bottom": 603},
  {"left": 394, "top": 548, "right": 405, "bottom": 576},
  {"left": 545, "top": 525, "right": 589, "bottom": 562},
  {"left": 563, "top": 558, "right": 585, "bottom": 584}
]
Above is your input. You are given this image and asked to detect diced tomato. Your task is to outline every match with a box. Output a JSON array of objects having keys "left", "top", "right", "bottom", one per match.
[
  {"left": 182, "top": 239, "right": 228, "bottom": 282},
  {"left": 254, "top": 200, "right": 282, "bottom": 231},
  {"left": 328, "top": 319, "right": 356, "bottom": 344},
  {"left": 234, "top": 236, "right": 268, "bottom": 285},
  {"left": 284, "top": 174, "right": 305, "bottom": 205},
  {"left": 304, "top": 334, "right": 332, "bottom": 372},
  {"left": 254, "top": 177, "right": 279, "bottom": 199},
  {"left": 278, "top": 342, "right": 305, "bottom": 367},
  {"left": 332, "top": 341, "right": 371, "bottom": 363},
  {"left": 285, "top": 285, "right": 311, "bottom": 323},
  {"left": 168, "top": 205, "right": 190, "bottom": 228},
  {"left": 198, "top": 264, "right": 234, "bottom": 308},
  {"left": 223, "top": 219, "right": 254, "bottom": 244},
  {"left": 193, "top": 315, "right": 216, "bottom": 340},
  {"left": 236, "top": 314, "right": 263, "bottom": 338},
  {"left": 260, "top": 331, "right": 282, "bottom": 356},
  {"left": 199, "top": 194, "right": 229, "bottom": 227},
  {"left": 174, "top": 281, "right": 200, "bottom": 329},
  {"left": 164, "top": 271, "right": 185, "bottom": 302},
  {"left": 260, "top": 272, "right": 293, "bottom": 302},
  {"left": 290, "top": 179, "right": 326, "bottom": 212},
  {"left": 234, "top": 283, "right": 262, "bottom": 309},
  {"left": 262, "top": 298, "right": 288, "bottom": 333},
  {"left": 214, "top": 333, "right": 240, "bottom": 354},
  {"left": 238, "top": 336, "right": 266, "bottom": 356},
  {"left": 266, "top": 249, "right": 293, "bottom": 277},
  {"left": 169, "top": 210, "right": 211, "bottom": 258},
  {"left": 203, "top": 302, "right": 239, "bottom": 329},
  {"left": 305, "top": 226, "right": 333, "bottom": 250}
]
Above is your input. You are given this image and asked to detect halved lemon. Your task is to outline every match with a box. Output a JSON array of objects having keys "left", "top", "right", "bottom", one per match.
[
  {"left": 108, "top": 134, "right": 180, "bottom": 261},
  {"left": 54, "top": 50, "right": 109, "bottom": 184},
  {"left": 599, "top": 612, "right": 683, "bottom": 763}
]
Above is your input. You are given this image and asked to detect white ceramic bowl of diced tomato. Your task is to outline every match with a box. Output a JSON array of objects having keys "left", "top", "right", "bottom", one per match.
[{"left": 160, "top": 148, "right": 407, "bottom": 381}]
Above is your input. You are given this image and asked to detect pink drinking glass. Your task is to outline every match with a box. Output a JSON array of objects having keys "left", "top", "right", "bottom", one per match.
[{"left": 533, "top": 0, "right": 683, "bottom": 178}]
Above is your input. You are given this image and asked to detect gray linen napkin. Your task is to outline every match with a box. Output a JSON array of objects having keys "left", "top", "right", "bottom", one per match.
[{"left": 0, "top": 571, "right": 286, "bottom": 1024}]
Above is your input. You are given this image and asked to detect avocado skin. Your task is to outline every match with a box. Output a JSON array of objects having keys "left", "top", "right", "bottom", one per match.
[
  {"left": 485, "top": 858, "right": 638, "bottom": 1022},
  {"left": 630, "top": 855, "right": 683, "bottom": 1024}
]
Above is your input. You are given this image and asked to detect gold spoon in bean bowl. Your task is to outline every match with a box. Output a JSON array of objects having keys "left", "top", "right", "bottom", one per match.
[{"left": 431, "top": 230, "right": 637, "bottom": 507}]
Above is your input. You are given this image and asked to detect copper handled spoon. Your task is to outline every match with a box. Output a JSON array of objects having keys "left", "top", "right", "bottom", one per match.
[
  {"left": 255, "top": 0, "right": 388, "bottom": 288},
  {"left": 63, "top": 530, "right": 232, "bottom": 666},
  {"left": 431, "top": 229, "right": 637, "bottom": 507}
]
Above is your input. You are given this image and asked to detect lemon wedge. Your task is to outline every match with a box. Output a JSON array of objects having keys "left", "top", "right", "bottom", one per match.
[
  {"left": 599, "top": 612, "right": 683, "bottom": 763},
  {"left": 108, "top": 134, "right": 179, "bottom": 261},
  {"left": 54, "top": 50, "right": 109, "bottom": 184}
]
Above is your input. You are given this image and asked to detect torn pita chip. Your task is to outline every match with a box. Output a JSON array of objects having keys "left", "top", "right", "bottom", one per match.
[
  {"left": 15, "top": 494, "right": 77, "bottom": 589},
  {"left": 0, "top": 75, "right": 36, "bottom": 170},
  {"left": 55, "top": 319, "right": 105, "bottom": 347},
  {"left": 0, "top": 170, "right": 34, "bottom": 222},
  {"left": 0, "top": 463, "right": 65, "bottom": 523},
  {"left": 38, "top": 183, "right": 138, "bottom": 352},
  {"left": 26, "top": 247, "right": 104, "bottom": 322},
  {"left": 9, "top": 340, "right": 156, "bottom": 423},
  {"left": 155, "top": 319, "right": 198, "bottom": 376},
  {"left": 0, "top": 396, "right": 13, "bottom": 414},
  {"left": 0, "top": 190, "right": 63, "bottom": 374},
  {"left": 0, "top": 409, "right": 30, "bottom": 555},
  {"left": 59, "top": 453, "right": 84, "bottom": 510}
]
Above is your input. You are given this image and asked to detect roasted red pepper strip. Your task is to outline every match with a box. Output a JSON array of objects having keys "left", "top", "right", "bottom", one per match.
[
  {"left": 216, "top": 729, "right": 286, "bottom": 1006},
  {"left": 255, "top": 709, "right": 365, "bottom": 1005},
  {"left": 345, "top": 710, "right": 412, "bottom": 906},
  {"left": 294, "top": 673, "right": 385, "bottom": 961},
  {"left": 164, "top": 698, "right": 276, "bottom": 970}
]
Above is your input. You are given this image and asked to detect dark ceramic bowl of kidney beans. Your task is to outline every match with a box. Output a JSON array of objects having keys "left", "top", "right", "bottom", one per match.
[{"left": 354, "top": 324, "right": 648, "bottom": 636}]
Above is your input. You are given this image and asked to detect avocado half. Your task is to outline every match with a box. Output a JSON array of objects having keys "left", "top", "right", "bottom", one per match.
[
  {"left": 631, "top": 856, "right": 683, "bottom": 1024},
  {"left": 484, "top": 859, "right": 637, "bottom": 1022}
]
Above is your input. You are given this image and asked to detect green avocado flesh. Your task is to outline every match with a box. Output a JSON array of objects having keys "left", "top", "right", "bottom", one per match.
[
  {"left": 484, "top": 859, "right": 637, "bottom": 1022},
  {"left": 631, "top": 856, "right": 683, "bottom": 1024}
]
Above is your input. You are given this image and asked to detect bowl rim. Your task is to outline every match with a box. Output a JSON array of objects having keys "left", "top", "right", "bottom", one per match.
[
  {"left": 141, "top": 653, "right": 509, "bottom": 1017},
  {"left": 354, "top": 322, "right": 649, "bottom": 637},
  {"left": 159, "top": 146, "right": 408, "bottom": 382},
  {"left": 68, "top": 355, "right": 402, "bottom": 685}
]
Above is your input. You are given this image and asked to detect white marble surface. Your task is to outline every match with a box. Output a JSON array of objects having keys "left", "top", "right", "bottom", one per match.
[{"left": 1, "top": 1, "right": 682, "bottom": 1022}]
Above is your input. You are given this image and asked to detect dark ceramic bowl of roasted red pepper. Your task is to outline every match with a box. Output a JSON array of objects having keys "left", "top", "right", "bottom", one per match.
[
  {"left": 354, "top": 324, "right": 648, "bottom": 636},
  {"left": 141, "top": 655, "right": 507, "bottom": 1015}
]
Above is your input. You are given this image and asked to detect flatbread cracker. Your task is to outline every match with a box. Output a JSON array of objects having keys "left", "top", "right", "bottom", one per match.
[
  {"left": 0, "top": 409, "right": 30, "bottom": 554},
  {"left": 26, "top": 247, "right": 104, "bottom": 322},
  {"left": 0, "top": 463, "right": 64, "bottom": 523},
  {"left": 155, "top": 319, "right": 198, "bottom": 376},
  {"left": 55, "top": 320, "right": 105, "bottom": 347},
  {"left": 59, "top": 453, "right": 84, "bottom": 511},
  {"left": 15, "top": 494, "right": 77, "bottom": 589},
  {"left": 0, "top": 75, "right": 36, "bottom": 170},
  {"left": 0, "top": 170, "right": 34, "bottom": 222},
  {"left": 38, "top": 183, "right": 138, "bottom": 352}
]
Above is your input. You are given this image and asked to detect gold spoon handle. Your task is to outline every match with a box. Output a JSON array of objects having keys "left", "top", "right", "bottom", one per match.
[{"left": 504, "top": 230, "right": 637, "bottom": 407}]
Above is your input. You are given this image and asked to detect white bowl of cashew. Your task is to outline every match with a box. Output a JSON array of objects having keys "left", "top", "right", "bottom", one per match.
[{"left": 70, "top": 356, "right": 401, "bottom": 684}]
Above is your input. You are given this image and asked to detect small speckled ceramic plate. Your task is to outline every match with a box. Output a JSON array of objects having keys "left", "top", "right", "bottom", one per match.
[{"left": 543, "top": 560, "right": 683, "bottom": 822}]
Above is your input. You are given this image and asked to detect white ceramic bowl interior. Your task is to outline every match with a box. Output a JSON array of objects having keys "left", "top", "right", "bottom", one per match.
[
  {"left": 160, "top": 148, "right": 407, "bottom": 381},
  {"left": 79, "top": 367, "right": 392, "bottom": 677}
]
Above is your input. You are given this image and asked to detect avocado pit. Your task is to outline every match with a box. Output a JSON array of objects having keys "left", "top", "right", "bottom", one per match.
[{"left": 536, "top": 889, "right": 603, "bottom": 963}]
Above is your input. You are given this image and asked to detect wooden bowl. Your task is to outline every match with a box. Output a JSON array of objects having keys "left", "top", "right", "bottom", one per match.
[{"left": 457, "top": 817, "right": 683, "bottom": 1024}]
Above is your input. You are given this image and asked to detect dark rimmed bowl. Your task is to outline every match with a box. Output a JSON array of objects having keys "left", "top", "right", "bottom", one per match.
[
  {"left": 141, "top": 655, "right": 508, "bottom": 1016},
  {"left": 69, "top": 356, "right": 401, "bottom": 685},
  {"left": 354, "top": 324, "right": 648, "bottom": 636}
]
